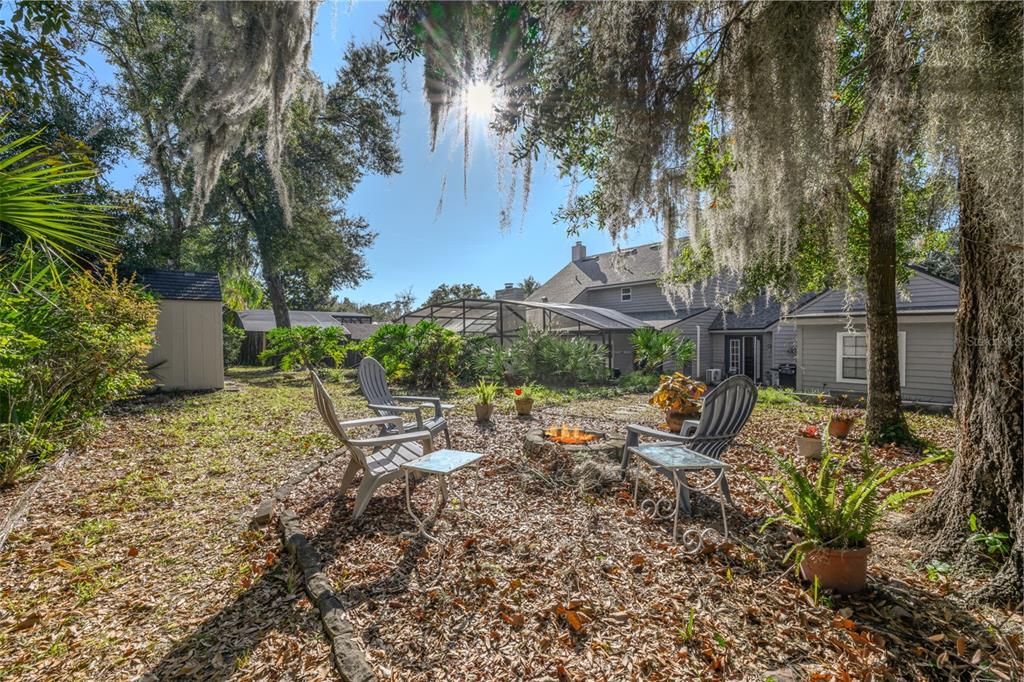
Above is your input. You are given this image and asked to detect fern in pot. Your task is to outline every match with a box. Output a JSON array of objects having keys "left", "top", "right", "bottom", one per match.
[{"left": 755, "top": 445, "right": 939, "bottom": 594}]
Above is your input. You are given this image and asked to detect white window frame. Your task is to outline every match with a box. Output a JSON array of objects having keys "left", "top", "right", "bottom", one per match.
[
  {"left": 835, "top": 331, "right": 905, "bottom": 386},
  {"left": 620, "top": 287, "right": 632, "bottom": 302},
  {"left": 728, "top": 338, "right": 741, "bottom": 374}
]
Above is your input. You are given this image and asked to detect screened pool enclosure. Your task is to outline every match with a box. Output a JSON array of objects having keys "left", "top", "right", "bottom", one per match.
[{"left": 397, "top": 299, "right": 651, "bottom": 375}]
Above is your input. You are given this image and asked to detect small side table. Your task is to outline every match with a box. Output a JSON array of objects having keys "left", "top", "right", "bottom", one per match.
[
  {"left": 627, "top": 442, "right": 729, "bottom": 552},
  {"left": 401, "top": 449, "right": 484, "bottom": 542}
]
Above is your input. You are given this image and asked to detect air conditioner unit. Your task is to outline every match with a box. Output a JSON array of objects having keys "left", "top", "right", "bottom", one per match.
[{"left": 704, "top": 368, "right": 722, "bottom": 384}]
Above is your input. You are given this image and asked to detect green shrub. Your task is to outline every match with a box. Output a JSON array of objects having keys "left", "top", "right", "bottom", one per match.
[
  {"left": 259, "top": 326, "right": 349, "bottom": 370},
  {"left": 361, "top": 320, "right": 462, "bottom": 389},
  {"left": 504, "top": 326, "right": 609, "bottom": 386},
  {"left": 222, "top": 323, "right": 245, "bottom": 367},
  {"left": 407, "top": 320, "right": 463, "bottom": 390},
  {"left": 359, "top": 323, "right": 412, "bottom": 380},
  {"left": 631, "top": 328, "right": 695, "bottom": 373},
  {"left": 456, "top": 335, "right": 498, "bottom": 381},
  {"left": 1, "top": 260, "right": 158, "bottom": 486},
  {"left": 619, "top": 372, "right": 660, "bottom": 393}
]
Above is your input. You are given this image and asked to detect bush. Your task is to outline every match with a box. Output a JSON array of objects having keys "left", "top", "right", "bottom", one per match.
[
  {"left": 618, "top": 372, "right": 660, "bottom": 393},
  {"left": 259, "top": 326, "right": 349, "bottom": 370},
  {"left": 505, "top": 326, "right": 610, "bottom": 386},
  {"left": 222, "top": 323, "right": 245, "bottom": 367},
  {"left": 758, "top": 386, "right": 801, "bottom": 405},
  {"left": 359, "top": 323, "right": 412, "bottom": 380},
  {"left": 456, "top": 335, "right": 498, "bottom": 382},
  {"left": 361, "top": 320, "right": 462, "bottom": 389},
  {"left": 1, "top": 260, "right": 158, "bottom": 486},
  {"left": 631, "top": 328, "right": 695, "bottom": 373},
  {"left": 406, "top": 320, "right": 463, "bottom": 390}
]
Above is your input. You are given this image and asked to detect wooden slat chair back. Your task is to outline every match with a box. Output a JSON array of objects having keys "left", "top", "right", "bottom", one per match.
[
  {"left": 311, "top": 371, "right": 432, "bottom": 520},
  {"left": 357, "top": 357, "right": 452, "bottom": 448}
]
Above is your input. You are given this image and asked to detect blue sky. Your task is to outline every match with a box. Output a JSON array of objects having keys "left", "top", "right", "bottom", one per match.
[{"left": 86, "top": 1, "right": 661, "bottom": 306}]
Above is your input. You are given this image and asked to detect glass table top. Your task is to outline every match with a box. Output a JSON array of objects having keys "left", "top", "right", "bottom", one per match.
[
  {"left": 402, "top": 449, "right": 484, "bottom": 475},
  {"left": 628, "top": 442, "right": 726, "bottom": 470}
]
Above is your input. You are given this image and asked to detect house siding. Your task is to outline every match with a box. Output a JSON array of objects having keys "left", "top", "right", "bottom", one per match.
[
  {"left": 663, "top": 308, "right": 720, "bottom": 378},
  {"left": 796, "top": 319, "right": 954, "bottom": 404},
  {"left": 772, "top": 321, "right": 799, "bottom": 366},
  {"left": 579, "top": 282, "right": 678, "bottom": 316}
]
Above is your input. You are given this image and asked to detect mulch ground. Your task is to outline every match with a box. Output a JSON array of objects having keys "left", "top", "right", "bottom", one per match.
[
  {"left": 0, "top": 370, "right": 1020, "bottom": 681},
  {"left": 286, "top": 397, "right": 1022, "bottom": 681}
]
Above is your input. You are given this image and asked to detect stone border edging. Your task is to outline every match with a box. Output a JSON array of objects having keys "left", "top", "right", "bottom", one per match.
[{"left": 278, "top": 508, "right": 375, "bottom": 682}]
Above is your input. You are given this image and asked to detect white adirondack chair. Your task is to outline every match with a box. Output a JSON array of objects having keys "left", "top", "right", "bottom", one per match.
[
  {"left": 311, "top": 371, "right": 433, "bottom": 520},
  {"left": 621, "top": 374, "right": 758, "bottom": 512},
  {"left": 357, "top": 357, "right": 452, "bottom": 448}
]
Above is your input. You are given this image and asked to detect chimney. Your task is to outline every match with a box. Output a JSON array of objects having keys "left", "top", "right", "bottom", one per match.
[
  {"left": 571, "top": 240, "right": 587, "bottom": 261},
  {"left": 495, "top": 283, "right": 525, "bottom": 301}
]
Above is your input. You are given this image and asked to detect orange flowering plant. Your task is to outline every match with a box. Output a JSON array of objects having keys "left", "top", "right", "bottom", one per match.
[
  {"left": 648, "top": 372, "right": 706, "bottom": 417},
  {"left": 797, "top": 424, "right": 821, "bottom": 439}
]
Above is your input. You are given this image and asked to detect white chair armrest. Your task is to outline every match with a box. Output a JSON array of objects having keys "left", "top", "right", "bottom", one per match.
[
  {"left": 349, "top": 430, "right": 433, "bottom": 448},
  {"left": 339, "top": 415, "right": 405, "bottom": 430},
  {"left": 367, "top": 403, "right": 423, "bottom": 428}
]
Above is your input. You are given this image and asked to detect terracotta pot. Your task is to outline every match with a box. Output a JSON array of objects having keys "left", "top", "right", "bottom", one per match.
[
  {"left": 796, "top": 435, "right": 823, "bottom": 460},
  {"left": 800, "top": 545, "right": 870, "bottom": 594},
  {"left": 829, "top": 419, "right": 854, "bottom": 439},
  {"left": 474, "top": 403, "right": 494, "bottom": 422},
  {"left": 514, "top": 397, "right": 534, "bottom": 416}
]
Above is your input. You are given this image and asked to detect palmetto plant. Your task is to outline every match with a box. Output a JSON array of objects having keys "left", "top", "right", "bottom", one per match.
[
  {"left": 631, "top": 328, "right": 695, "bottom": 373},
  {"left": 754, "top": 445, "right": 940, "bottom": 563},
  {"left": 0, "top": 124, "right": 116, "bottom": 270}
]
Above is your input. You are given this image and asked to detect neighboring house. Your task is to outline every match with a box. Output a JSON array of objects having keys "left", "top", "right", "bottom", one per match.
[
  {"left": 790, "top": 266, "right": 959, "bottom": 405},
  {"left": 231, "top": 309, "right": 378, "bottom": 365},
  {"left": 529, "top": 241, "right": 807, "bottom": 384},
  {"left": 136, "top": 270, "right": 224, "bottom": 391}
]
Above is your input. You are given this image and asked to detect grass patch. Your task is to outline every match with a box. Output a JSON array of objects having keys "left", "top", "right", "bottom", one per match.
[{"left": 757, "top": 387, "right": 802, "bottom": 405}]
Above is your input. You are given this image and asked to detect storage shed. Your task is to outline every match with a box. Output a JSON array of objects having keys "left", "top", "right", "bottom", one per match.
[{"left": 136, "top": 270, "right": 224, "bottom": 391}]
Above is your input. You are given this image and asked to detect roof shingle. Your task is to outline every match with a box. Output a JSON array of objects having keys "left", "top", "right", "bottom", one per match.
[{"left": 135, "top": 270, "right": 222, "bottom": 301}]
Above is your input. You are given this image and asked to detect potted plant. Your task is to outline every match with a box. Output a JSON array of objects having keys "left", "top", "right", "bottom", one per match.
[
  {"left": 755, "top": 447, "right": 938, "bottom": 594},
  {"left": 648, "top": 372, "right": 706, "bottom": 433},
  {"left": 828, "top": 406, "right": 858, "bottom": 439},
  {"left": 473, "top": 379, "right": 498, "bottom": 422},
  {"left": 796, "top": 424, "right": 823, "bottom": 460},
  {"left": 513, "top": 383, "right": 536, "bottom": 417}
]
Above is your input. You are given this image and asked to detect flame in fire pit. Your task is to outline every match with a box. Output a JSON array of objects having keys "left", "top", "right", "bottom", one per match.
[{"left": 544, "top": 424, "right": 601, "bottom": 445}]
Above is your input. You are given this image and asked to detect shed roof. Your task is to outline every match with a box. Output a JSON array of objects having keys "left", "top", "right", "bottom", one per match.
[
  {"left": 343, "top": 322, "right": 381, "bottom": 341},
  {"left": 135, "top": 270, "right": 221, "bottom": 301},
  {"left": 235, "top": 309, "right": 358, "bottom": 333}
]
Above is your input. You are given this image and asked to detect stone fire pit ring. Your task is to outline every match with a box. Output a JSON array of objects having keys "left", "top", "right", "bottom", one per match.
[{"left": 523, "top": 427, "right": 625, "bottom": 464}]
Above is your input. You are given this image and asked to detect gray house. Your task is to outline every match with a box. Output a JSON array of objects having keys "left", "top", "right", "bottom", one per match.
[
  {"left": 529, "top": 241, "right": 807, "bottom": 384},
  {"left": 791, "top": 266, "right": 959, "bottom": 405}
]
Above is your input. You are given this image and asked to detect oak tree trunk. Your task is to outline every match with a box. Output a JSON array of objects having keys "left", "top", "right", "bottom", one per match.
[
  {"left": 862, "top": 1, "right": 907, "bottom": 440},
  {"left": 259, "top": 247, "right": 291, "bottom": 329},
  {"left": 915, "top": 164, "right": 1023, "bottom": 604}
]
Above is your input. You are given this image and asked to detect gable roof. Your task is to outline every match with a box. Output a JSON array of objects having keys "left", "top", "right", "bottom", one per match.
[
  {"left": 528, "top": 242, "right": 668, "bottom": 304},
  {"left": 790, "top": 269, "right": 959, "bottom": 318},
  {"left": 235, "top": 309, "right": 367, "bottom": 333},
  {"left": 711, "top": 292, "right": 819, "bottom": 331},
  {"left": 135, "top": 270, "right": 221, "bottom": 302}
]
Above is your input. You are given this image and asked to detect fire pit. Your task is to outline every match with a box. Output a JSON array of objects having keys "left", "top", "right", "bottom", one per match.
[{"left": 523, "top": 424, "right": 625, "bottom": 464}]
